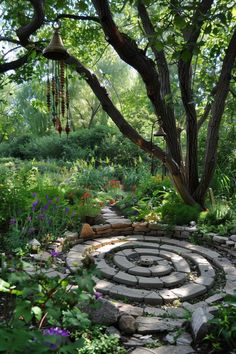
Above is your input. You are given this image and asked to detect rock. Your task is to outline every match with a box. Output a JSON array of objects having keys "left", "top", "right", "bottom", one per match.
[
  {"left": 176, "top": 332, "right": 193, "bottom": 345},
  {"left": 164, "top": 333, "right": 176, "bottom": 344},
  {"left": 30, "top": 251, "right": 50, "bottom": 262},
  {"left": 129, "top": 345, "right": 195, "bottom": 354},
  {"left": 213, "top": 235, "right": 227, "bottom": 243},
  {"left": 81, "top": 298, "right": 119, "bottom": 325},
  {"left": 80, "top": 223, "right": 95, "bottom": 238},
  {"left": 191, "top": 307, "right": 213, "bottom": 342},
  {"left": 230, "top": 235, "right": 236, "bottom": 242},
  {"left": 64, "top": 231, "right": 78, "bottom": 241},
  {"left": 118, "top": 314, "right": 137, "bottom": 334},
  {"left": 105, "top": 326, "right": 121, "bottom": 338}
]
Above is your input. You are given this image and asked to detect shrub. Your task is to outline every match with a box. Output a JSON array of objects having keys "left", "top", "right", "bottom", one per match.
[{"left": 161, "top": 201, "right": 201, "bottom": 225}]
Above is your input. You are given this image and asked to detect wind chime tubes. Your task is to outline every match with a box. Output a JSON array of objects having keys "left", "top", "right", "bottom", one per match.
[{"left": 43, "top": 23, "right": 71, "bottom": 136}]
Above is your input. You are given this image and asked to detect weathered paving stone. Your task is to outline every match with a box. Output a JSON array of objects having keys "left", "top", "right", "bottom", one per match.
[
  {"left": 137, "top": 276, "right": 163, "bottom": 289},
  {"left": 96, "top": 244, "right": 118, "bottom": 253},
  {"left": 144, "top": 292, "right": 163, "bottom": 305},
  {"left": 113, "top": 271, "right": 137, "bottom": 286},
  {"left": 94, "top": 279, "right": 116, "bottom": 294},
  {"left": 193, "top": 276, "right": 214, "bottom": 289},
  {"left": 108, "top": 219, "right": 132, "bottom": 228},
  {"left": 129, "top": 266, "right": 152, "bottom": 276},
  {"left": 144, "top": 307, "right": 186, "bottom": 318},
  {"left": 160, "top": 244, "right": 191, "bottom": 256},
  {"left": 159, "top": 289, "right": 179, "bottom": 303},
  {"left": 113, "top": 255, "right": 134, "bottom": 270},
  {"left": 113, "top": 302, "right": 144, "bottom": 316},
  {"left": 149, "top": 264, "right": 172, "bottom": 276},
  {"left": 191, "top": 307, "right": 213, "bottom": 342},
  {"left": 109, "top": 285, "right": 149, "bottom": 301},
  {"left": 129, "top": 346, "right": 195, "bottom": 354},
  {"left": 100, "top": 266, "right": 118, "bottom": 279},
  {"left": 136, "top": 316, "right": 185, "bottom": 334},
  {"left": 213, "top": 235, "right": 227, "bottom": 243},
  {"left": 161, "top": 272, "right": 187, "bottom": 287},
  {"left": 172, "top": 283, "right": 207, "bottom": 300},
  {"left": 134, "top": 248, "right": 160, "bottom": 256},
  {"left": 205, "top": 292, "right": 225, "bottom": 304},
  {"left": 185, "top": 244, "right": 221, "bottom": 261},
  {"left": 92, "top": 224, "right": 111, "bottom": 232}
]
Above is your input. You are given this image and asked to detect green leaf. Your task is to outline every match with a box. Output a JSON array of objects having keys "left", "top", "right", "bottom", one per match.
[
  {"left": 0, "top": 278, "right": 10, "bottom": 292},
  {"left": 155, "top": 41, "right": 164, "bottom": 52},
  {"left": 31, "top": 306, "right": 42, "bottom": 321},
  {"left": 14, "top": 300, "right": 32, "bottom": 323},
  {"left": 174, "top": 15, "right": 186, "bottom": 29},
  {"left": 181, "top": 49, "right": 192, "bottom": 62}
]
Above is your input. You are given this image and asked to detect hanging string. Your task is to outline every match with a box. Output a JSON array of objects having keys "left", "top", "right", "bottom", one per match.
[{"left": 65, "top": 64, "right": 70, "bottom": 137}]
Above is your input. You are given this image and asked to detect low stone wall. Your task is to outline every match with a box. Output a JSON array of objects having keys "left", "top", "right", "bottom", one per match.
[{"left": 49, "top": 206, "right": 236, "bottom": 257}]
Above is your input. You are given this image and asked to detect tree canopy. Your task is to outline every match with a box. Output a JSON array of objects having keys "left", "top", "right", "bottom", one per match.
[{"left": 0, "top": 0, "right": 236, "bottom": 208}]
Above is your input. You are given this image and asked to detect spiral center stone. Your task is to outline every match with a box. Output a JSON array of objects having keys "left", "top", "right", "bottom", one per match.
[{"left": 139, "top": 255, "right": 154, "bottom": 267}]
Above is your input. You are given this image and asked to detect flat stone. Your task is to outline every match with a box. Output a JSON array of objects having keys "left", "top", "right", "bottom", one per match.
[
  {"left": 64, "top": 230, "right": 79, "bottom": 240},
  {"left": 105, "top": 326, "right": 121, "bottom": 338},
  {"left": 176, "top": 332, "right": 193, "bottom": 345},
  {"left": 161, "top": 272, "right": 187, "bottom": 287},
  {"left": 92, "top": 224, "right": 111, "bottom": 232},
  {"left": 113, "top": 271, "right": 137, "bottom": 285},
  {"left": 230, "top": 235, "right": 236, "bottom": 242},
  {"left": 100, "top": 266, "right": 118, "bottom": 279},
  {"left": 109, "top": 285, "right": 149, "bottom": 301},
  {"left": 172, "top": 283, "right": 207, "bottom": 300},
  {"left": 159, "top": 289, "right": 179, "bottom": 303},
  {"left": 159, "top": 250, "right": 190, "bottom": 273},
  {"left": 108, "top": 219, "right": 132, "bottom": 228},
  {"left": 129, "top": 346, "right": 195, "bottom": 354},
  {"left": 114, "top": 302, "right": 144, "bottom": 316},
  {"left": 96, "top": 244, "right": 118, "bottom": 253},
  {"left": 137, "top": 276, "right": 163, "bottom": 289},
  {"left": 134, "top": 248, "right": 160, "bottom": 256},
  {"left": 205, "top": 292, "right": 225, "bottom": 304},
  {"left": 30, "top": 251, "right": 51, "bottom": 262},
  {"left": 182, "top": 301, "right": 208, "bottom": 313},
  {"left": 113, "top": 255, "right": 134, "bottom": 270},
  {"left": 191, "top": 307, "right": 213, "bottom": 342},
  {"left": 226, "top": 240, "right": 235, "bottom": 247},
  {"left": 136, "top": 316, "right": 185, "bottom": 334},
  {"left": 94, "top": 279, "right": 116, "bottom": 295},
  {"left": 193, "top": 276, "right": 214, "bottom": 289},
  {"left": 213, "top": 235, "right": 227, "bottom": 243},
  {"left": 144, "top": 292, "right": 163, "bottom": 305},
  {"left": 160, "top": 244, "right": 191, "bottom": 256},
  {"left": 185, "top": 244, "right": 221, "bottom": 261},
  {"left": 149, "top": 264, "right": 172, "bottom": 276},
  {"left": 129, "top": 266, "right": 152, "bottom": 276}
]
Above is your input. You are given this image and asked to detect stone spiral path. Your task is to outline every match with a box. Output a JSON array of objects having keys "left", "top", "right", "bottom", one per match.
[
  {"left": 67, "top": 234, "right": 235, "bottom": 304},
  {"left": 65, "top": 208, "right": 236, "bottom": 353}
]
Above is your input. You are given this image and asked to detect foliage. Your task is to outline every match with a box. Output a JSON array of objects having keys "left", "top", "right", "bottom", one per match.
[
  {"left": 0, "top": 255, "right": 97, "bottom": 353},
  {"left": 204, "top": 294, "right": 236, "bottom": 353},
  {"left": 161, "top": 200, "right": 201, "bottom": 226},
  {"left": 78, "top": 326, "right": 126, "bottom": 354}
]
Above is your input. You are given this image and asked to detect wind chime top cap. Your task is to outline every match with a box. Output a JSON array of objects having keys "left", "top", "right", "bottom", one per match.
[{"left": 43, "top": 22, "right": 69, "bottom": 60}]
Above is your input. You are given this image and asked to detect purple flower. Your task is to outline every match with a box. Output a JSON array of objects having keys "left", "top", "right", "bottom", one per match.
[
  {"left": 43, "top": 327, "right": 70, "bottom": 337},
  {"left": 94, "top": 291, "right": 103, "bottom": 300},
  {"left": 65, "top": 207, "right": 70, "bottom": 214},
  {"left": 50, "top": 250, "right": 60, "bottom": 257},
  {"left": 26, "top": 215, "right": 32, "bottom": 222},
  {"left": 42, "top": 204, "right": 49, "bottom": 211},
  {"left": 9, "top": 218, "right": 16, "bottom": 225},
  {"left": 32, "top": 200, "right": 39, "bottom": 211},
  {"left": 32, "top": 192, "right": 37, "bottom": 198}
]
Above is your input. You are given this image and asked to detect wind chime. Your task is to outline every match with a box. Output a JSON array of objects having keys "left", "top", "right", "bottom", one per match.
[{"left": 43, "top": 22, "right": 71, "bottom": 136}]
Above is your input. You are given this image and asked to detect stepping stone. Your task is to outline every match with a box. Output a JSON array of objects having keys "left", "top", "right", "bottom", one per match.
[
  {"left": 128, "top": 266, "right": 151, "bottom": 276},
  {"left": 160, "top": 244, "right": 191, "bottom": 256},
  {"left": 172, "top": 283, "right": 207, "bottom": 300},
  {"left": 193, "top": 276, "right": 214, "bottom": 289},
  {"left": 134, "top": 248, "right": 160, "bottom": 257},
  {"left": 94, "top": 279, "right": 115, "bottom": 295},
  {"left": 149, "top": 264, "right": 172, "bottom": 276},
  {"left": 100, "top": 267, "right": 118, "bottom": 279},
  {"left": 144, "top": 292, "right": 163, "bottom": 305},
  {"left": 136, "top": 316, "right": 185, "bottom": 334},
  {"left": 113, "top": 271, "right": 137, "bottom": 286},
  {"left": 137, "top": 276, "right": 163, "bottom": 289},
  {"left": 109, "top": 285, "right": 149, "bottom": 301},
  {"left": 161, "top": 272, "right": 187, "bottom": 287},
  {"left": 113, "top": 255, "right": 134, "bottom": 270},
  {"left": 96, "top": 244, "right": 118, "bottom": 253},
  {"left": 159, "top": 289, "right": 179, "bottom": 303}
]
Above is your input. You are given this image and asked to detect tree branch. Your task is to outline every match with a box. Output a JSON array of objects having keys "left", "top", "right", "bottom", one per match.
[
  {"left": 91, "top": 0, "right": 182, "bottom": 166},
  {"left": 16, "top": 0, "right": 45, "bottom": 45},
  {"left": 194, "top": 28, "right": 236, "bottom": 202},
  {"left": 197, "top": 102, "right": 211, "bottom": 130},
  {"left": 55, "top": 14, "right": 100, "bottom": 24},
  {"left": 0, "top": 36, "right": 21, "bottom": 45},
  {"left": 178, "top": 0, "right": 214, "bottom": 193},
  {"left": 0, "top": 53, "right": 29, "bottom": 73}
]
